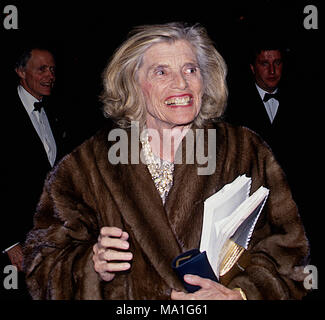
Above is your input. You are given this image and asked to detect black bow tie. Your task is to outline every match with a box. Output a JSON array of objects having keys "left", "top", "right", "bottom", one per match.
[
  {"left": 263, "top": 92, "right": 280, "bottom": 102},
  {"left": 33, "top": 101, "right": 44, "bottom": 112}
]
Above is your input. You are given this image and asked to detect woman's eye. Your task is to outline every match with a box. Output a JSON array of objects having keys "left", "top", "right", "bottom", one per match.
[
  {"left": 185, "top": 67, "right": 197, "bottom": 74},
  {"left": 155, "top": 69, "right": 165, "bottom": 76}
]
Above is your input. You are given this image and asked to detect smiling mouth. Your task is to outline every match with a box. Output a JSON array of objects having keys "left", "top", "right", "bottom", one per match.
[
  {"left": 164, "top": 95, "right": 193, "bottom": 107},
  {"left": 40, "top": 82, "right": 53, "bottom": 88}
]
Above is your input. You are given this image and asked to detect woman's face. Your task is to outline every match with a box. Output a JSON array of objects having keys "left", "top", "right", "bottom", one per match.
[{"left": 137, "top": 40, "right": 204, "bottom": 131}]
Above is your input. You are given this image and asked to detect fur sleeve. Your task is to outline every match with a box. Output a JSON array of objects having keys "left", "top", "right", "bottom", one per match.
[
  {"left": 23, "top": 139, "right": 103, "bottom": 300},
  {"left": 226, "top": 127, "right": 310, "bottom": 299}
]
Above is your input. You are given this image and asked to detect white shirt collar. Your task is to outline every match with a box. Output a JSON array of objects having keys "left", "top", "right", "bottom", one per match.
[
  {"left": 255, "top": 83, "right": 278, "bottom": 101},
  {"left": 17, "top": 85, "right": 41, "bottom": 115}
]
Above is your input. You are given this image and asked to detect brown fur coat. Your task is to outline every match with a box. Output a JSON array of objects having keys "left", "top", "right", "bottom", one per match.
[{"left": 23, "top": 122, "right": 309, "bottom": 300}]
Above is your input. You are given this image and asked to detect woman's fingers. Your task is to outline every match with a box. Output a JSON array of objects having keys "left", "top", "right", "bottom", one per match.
[
  {"left": 98, "top": 236, "right": 130, "bottom": 250},
  {"left": 171, "top": 274, "right": 243, "bottom": 300},
  {"left": 183, "top": 274, "right": 216, "bottom": 289},
  {"left": 99, "top": 261, "right": 131, "bottom": 273},
  {"left": 98, "top": 227, "right": 130, "bottom": 250},
  {"left": 99, "top": 249, "right": 133, "bottom": 262},
  {"left": 100, "top": 226, "right": 129, "bottom": 239},
  {"left": 93, "top": 227, "right": 133, "bottom": 282}
]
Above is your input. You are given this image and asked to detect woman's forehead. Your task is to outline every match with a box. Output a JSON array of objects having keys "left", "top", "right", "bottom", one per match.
[{"left": 142, "top": 40, "right": 198, "bottom": 67}]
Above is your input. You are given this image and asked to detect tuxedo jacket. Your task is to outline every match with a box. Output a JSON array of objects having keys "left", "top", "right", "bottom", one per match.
[
  {"left": 225, "top": 82, "right": 305, "bottom": 186},
  {"left": 0, "top": 87, "right": 70, "bottom": 252}
]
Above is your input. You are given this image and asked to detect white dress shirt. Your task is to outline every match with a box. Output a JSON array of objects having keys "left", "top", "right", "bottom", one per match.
[
  {"left": 255, "top": 84, "right": 279, "bottom": 123},
  {"left": 2, "top": 87, "right": 58, "bottom": 253},
  {"left": 17, "top": 85, "right": 57, "bottom": 167}
]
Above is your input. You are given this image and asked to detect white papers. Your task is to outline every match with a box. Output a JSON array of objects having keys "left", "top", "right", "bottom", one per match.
[{"left": 199, "top": 175, "right": 269, "bottom": 277}]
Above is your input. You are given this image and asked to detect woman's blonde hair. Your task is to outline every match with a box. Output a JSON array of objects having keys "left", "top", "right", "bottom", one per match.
[{"left": 101, "top": 22, "right": 228, "bottom": 128}]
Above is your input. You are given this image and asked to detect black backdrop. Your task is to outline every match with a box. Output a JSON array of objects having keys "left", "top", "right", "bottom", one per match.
[{"left": 1, "top": 0, "right": 323, "bottom": 301}]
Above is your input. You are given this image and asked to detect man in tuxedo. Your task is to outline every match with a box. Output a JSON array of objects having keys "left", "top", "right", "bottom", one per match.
[
  {"left": 226, "top": 43, "right": 305, "bottom": 185},
  {"left": 1, "top": 47, "right": 69, "bottom": 299},
  {"left": 226, "top": 41, "right": 310, "bottom": 226},
  {"left": 225, "top": 43, "right": 322, "bottom": 298}
]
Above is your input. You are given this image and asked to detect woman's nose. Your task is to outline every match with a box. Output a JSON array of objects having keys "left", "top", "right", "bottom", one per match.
[{"left": 172, "top": 72, "right": 188, "bottom": 90}]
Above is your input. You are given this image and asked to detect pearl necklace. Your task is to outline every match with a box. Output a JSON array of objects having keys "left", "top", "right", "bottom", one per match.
[{"left": 140, "top": 131, "right": 174, "bottom": 205}]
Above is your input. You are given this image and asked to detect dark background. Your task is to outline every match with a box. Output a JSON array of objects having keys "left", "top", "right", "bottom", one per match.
[
  {"left": 1, "top": 1, "right": 322, "bottom": 138},
  {"left": 1, "top": 0, "right": 323, "bottom": 300}
]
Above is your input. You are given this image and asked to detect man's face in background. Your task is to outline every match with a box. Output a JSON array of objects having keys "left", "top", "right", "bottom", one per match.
[
  {"left": 250, "top": 50, "right": 283, "bottom": 93},
  {"left": 16, "top": 49, "right": 56, "bottom": 100}
]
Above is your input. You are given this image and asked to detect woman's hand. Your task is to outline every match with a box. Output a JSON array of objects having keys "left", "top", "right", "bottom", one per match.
[
  {"left": 171, "top": 274, "right": 243, "bottom": 300},
  {"left": 92, "top": 226, "right": 133, "bottom": 282}
]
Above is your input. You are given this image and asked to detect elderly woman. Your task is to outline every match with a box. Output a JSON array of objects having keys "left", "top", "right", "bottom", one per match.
[{"left": 23, "top": 22, "right": 309, "bottom": 300}]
